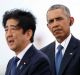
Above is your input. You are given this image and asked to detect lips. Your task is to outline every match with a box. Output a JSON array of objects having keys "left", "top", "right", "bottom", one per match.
[
  {"left": 7, "top": 39, "right": 14, "bottom": 45},
  {"left": 53, "top": 29, "right": 62, "bottom": 34}
]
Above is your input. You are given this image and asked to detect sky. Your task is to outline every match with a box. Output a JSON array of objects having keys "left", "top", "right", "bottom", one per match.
[{"left": 0, "top": 0, "right": 80, "bottom": 75}]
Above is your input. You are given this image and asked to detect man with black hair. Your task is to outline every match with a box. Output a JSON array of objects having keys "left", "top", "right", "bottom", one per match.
[{"left": 3, "top": 9, "right": 52, "bottom": 75}]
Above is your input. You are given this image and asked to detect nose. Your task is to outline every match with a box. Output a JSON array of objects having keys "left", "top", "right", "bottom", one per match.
[
  {"left": 6, "top": 28, "right": 13, "bottom": 37},
  {"left": 52, "top": 20, "right": 59, "bottom": 28}
]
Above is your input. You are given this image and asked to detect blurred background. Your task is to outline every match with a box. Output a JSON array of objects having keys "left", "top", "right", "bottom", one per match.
[{"left": 0, "top": 0, "right": 80, "bottom": 75}]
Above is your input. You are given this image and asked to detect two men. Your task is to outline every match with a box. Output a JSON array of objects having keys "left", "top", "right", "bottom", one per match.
[
  {"left": 2, "top": 9, "right": 52, "bottom": 75},
  {"left": 41, "top": 4, "right": 80, "bottom": 75}
]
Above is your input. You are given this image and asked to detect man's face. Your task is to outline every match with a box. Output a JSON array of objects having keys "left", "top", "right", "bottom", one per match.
[
  {"left": 5, "top": 19, "right": 31, "bottom": 54},
  {"left": 47, "top": 9, "right": 72, "bottom": 43}
]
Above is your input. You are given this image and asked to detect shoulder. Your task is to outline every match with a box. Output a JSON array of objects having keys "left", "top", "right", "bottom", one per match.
[
  {"left": 7, "top": 57, "right": 14, "bottom": 65},
  {"left": 40, "top": 42, "right": 55, "bottom": 52},
  {"left": 33, "top": 48, "right": 50, "bottom": 63},
  {"left": 30, "top": 45, "right": 51, "bottom": 64},
  {"left": 6, "top": 57, "right": 14, "bottom": 73},
  {"left": 28, "top": 49, "right": 52, "bottom": 75},
  {"left": 30, "top": 46, "right": 51, "bottom": 69},
  {"left": 70, "top": 35, "right": 80, "bottom": 46}
]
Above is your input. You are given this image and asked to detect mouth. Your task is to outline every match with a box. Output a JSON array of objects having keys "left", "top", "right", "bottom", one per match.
[
  {"left": 7, "top": 40, "right": 14, "bottom": 46},
  {"left": 53, "top": 29, "right": 62, "bottom": 34}
]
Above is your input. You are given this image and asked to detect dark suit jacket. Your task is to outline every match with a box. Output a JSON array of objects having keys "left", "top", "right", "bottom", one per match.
[
  {"left": 5, "top": 45, "right": 52, "bottom": 75},
  {"left": 41, "top": 36, "right": 80, "bottom": 75}
]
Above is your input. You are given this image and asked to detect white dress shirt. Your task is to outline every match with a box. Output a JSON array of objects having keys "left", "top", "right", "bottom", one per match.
[
  {"left": 14, "top": 43, "right": 32, "bottom": 66},
  {"left": 55, "top": 34, "right": 71, "bottom": 57}
]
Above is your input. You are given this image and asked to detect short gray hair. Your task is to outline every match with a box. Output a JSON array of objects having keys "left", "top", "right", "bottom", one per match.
[{"left": 47, "top": 4, "right": 71, "bottom": 18}]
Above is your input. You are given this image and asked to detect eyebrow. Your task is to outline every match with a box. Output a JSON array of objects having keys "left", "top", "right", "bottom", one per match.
[
  {"left": 5, "top": 24, "right": 18, "bottom": 28},
  {"left": 48, "top": 16, "right": 64, "bottom": 23}
]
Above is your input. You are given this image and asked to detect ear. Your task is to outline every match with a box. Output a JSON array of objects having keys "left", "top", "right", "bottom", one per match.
[
  {"left": 69, "top": 17, "right": 74, "bottom": 26},
  {"left": 25, "top": 29, "right": 32, "bottom": 40},
  {"left": 47, "top": 24, "right": 50, "bottom": 29}
]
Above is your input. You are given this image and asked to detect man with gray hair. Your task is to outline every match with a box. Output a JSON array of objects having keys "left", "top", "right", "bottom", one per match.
[{"left": 41, "top": 4, "right": 80, "bottom": 75}]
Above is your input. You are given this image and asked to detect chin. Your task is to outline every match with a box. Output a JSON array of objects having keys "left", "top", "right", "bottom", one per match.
[
  {"left": 9, "top": 46, "right": 15, "bottom": 50},
  {"left": 55, "top": 35, "right": 62, "bottom": 40},
  {"left": 55, "top": 35, "right": 61, "bottom": 38}
]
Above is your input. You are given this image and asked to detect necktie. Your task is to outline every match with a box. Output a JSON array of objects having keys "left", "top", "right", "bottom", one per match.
[
  {"left": 55, "top": 45, "right": 63, "bottom": 75},
  {"left": 11, "top": 57, "right": 19, "bottom": 75}
]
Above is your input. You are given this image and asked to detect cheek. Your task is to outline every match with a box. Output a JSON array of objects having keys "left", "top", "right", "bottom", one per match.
[
  {"left": 62, "top": 21, "right": 70, "bottom": 30},
  {"left": 5, "top": 34, "right": 7, "bottom": 40},
  {"left": 48, "top": 25, "right": 52, "bottom": 30},
  {"left": 62, "top": 26, "right": 70, "bottom": 35}
]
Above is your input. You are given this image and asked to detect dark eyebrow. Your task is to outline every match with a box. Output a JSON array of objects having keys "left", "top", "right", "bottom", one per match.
[
  {"left": 48, "top": 18, "right": 54, "bottom": 24},
  {"left": 55, "top": 17, "right": 63, "bottom": 20},
  {"left": 5, "top": 24, "right": 18, "bottom": 28},
  {"left": 4, "top": 24, "right": 21, "bottom": 30},
  {"left": 48, "top": 16, "right": 64, "bottom": 24}
]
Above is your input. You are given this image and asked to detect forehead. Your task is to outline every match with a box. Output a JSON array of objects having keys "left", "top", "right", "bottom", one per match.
[
  {"left": 47, "top": 9, "right": 66, "bottom": 19},
  {"left": 6, "top": 18, "right": 19, "bottom": 27}
]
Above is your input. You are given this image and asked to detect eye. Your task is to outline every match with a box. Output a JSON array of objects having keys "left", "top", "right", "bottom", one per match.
[
  {"left": 48, "top": 19, "right": 54, "bottom": 24},
  {"left": 4, "top": 25, "right": 20, "bottom": 32},
  {"left": 4, "top": 28, "right": 8, "bottom": 31},
  {"left": 56, "top": 17, "right": 63, "bottom": 21},
  {"left": 4, "top": 26, "right": 8, "bottom": 31}
]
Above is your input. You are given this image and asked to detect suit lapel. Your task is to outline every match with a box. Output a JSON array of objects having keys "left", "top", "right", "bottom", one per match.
[
  {"left": 41, "top": 42, "right": 56, "bottom": 75},
  {"left": 50, "top": 42, "right": 56, "bottom": 75},
  {"left": 59, "top": 36, "right": 78, "bottom": 75},
  {"left": 6, "top": 58, "right": 14, "bottom": 75},
  {"left": 48, "top": 42, "right": 56, "bottom": 75},
  {"left": 16, "top": 45, "right": 35, "bottom": 75},
  {"left": 49, "top": 42, "right": 55, "bottom": 67}
]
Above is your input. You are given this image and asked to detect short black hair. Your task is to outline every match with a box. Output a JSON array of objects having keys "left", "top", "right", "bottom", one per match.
[{"left": 2, "top": 9, "right": 36, "bottom": 42}]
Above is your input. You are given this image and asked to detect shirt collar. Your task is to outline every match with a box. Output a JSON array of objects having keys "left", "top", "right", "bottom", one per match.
[
  {"left": 55, "top": 34, "right": 71, "bottom": 51},
  {"left": 16, "top": 43, "right": 32, "bottom": 60}
]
